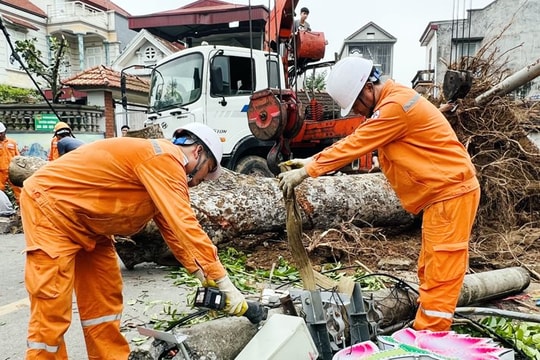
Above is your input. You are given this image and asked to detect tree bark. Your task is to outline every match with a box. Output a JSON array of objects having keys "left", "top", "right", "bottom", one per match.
[
  {"left": 116, "top": 169, "right": 415, "bottom": 269},
  {"left": 369, "top": 266, "right": 531, "bottom": 329},
  {"left": 7, "top": 154, "right": 416, "bottom": 270},
  {"left": 125, "top": 124, "right": 164, "bottom": 139},
  {"left": 9, "top": 156, "right": 47, "bottom": 187}
]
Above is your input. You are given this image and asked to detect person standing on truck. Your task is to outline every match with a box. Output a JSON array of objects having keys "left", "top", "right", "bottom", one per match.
[
  {"left": 0, "top": 121, "right": 21, "bottom": 200},
  {"left": 121, "top": 124, "right": 130, "bottom": 136},
  {"left": 21, "top": 122, "right": 248, "bottom": 359},
  {"left": 294, "top": 7, "right": 311, "bottom": 32},
  {"left": 278, "top": 56, "right": 480, "bottom": 332}
]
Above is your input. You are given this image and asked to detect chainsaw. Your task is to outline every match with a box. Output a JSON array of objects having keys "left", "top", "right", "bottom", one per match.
[{"left": 132, "top": 287, "right": 267, "bottom": 360}]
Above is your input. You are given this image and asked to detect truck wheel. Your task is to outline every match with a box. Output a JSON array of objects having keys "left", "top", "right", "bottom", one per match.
[{"left": 234, "top": 155, "right": 274, "bottom": 177}]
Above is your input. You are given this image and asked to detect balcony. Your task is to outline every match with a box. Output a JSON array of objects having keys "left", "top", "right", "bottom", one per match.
[
  {"left": 47, "top": 1, "right": 110, "bottom": 32},
  {"left": 0, "top": 103, "right": 103, "bottom": 133},
  {"left": 412, "top": 69, "right": 435, "bottom": 96}
]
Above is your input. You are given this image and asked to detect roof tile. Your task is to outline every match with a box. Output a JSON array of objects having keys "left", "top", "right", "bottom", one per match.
[
  {"left": 0, "top": 0, "right": 47, "bottom": 17},
  {"left": 62, "top": 65, "right": 149, "bottom": 94}
]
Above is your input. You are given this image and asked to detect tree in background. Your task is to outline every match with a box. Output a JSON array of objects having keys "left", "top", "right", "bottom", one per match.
[
  {"left": 13, "top": 35, "right": 69, "bottom": 103},
  {"left": 0, "top": 85, "right": 38, "bottom": 104},
  {"left": 304, "top": 70, "right": 327, "bottom": 92}
]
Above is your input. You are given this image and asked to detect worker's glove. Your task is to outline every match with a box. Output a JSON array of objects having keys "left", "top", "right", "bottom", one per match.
[
  {"left": 277, "top": 167, "right": 308, "bottom": 198},
  {"left": 192, "top": 269, "right": 206, "bottom": 284},
  {"left": 215, "top": 276, "right": 248, "bottom": 316},
  {"left": 279, "top": 157, "right": 312, "bottom": 171}
]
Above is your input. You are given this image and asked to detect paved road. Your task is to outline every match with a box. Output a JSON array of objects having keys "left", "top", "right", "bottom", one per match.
[{"left": 0, "top": 233, "right": 192, "bottom": 359}]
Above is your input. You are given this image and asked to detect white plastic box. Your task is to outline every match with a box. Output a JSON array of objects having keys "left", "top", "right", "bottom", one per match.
[{"left": 235, "top": 314, "right": 319, "bottom": 360}]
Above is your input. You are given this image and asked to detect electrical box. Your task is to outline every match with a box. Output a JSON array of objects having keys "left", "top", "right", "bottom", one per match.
[{"left": 235, "top": 314, "right": 319, "bottom": 360}]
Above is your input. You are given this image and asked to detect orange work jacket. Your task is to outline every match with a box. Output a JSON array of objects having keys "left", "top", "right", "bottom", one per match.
[
  {"left": 305, "top": 80, "right": 479, "bottom": 214},
  {"left": 0, "top": 137, "right": 20, "bottom": 171},
  {"left": 23, "top": 137, "right": 226, "bottom": 280}
]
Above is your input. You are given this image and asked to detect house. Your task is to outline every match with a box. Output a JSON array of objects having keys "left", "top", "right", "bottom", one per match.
[
  {"left": 62, "top": 65, "right": 149, "bottom": 137},
  {"left": 111, "top": 28, "right": 185, "bottom": 77},
  {"left": 416, "top": 0, "right": 540, "bottom": 99},
  {"left": 0, "top": 0, "right": 139, "bottom": 156},
  {"left": 109, "top": 28, "right": 187, "bottom": 131},
  {"left": 0, "top": 0, "right": 137, "bottom": 90},
  {"left": 0, "top": 0, "right": 47, "bottom": 88},
  {"left": 338, "top": 22, "right": 396, "bottom": 80}
]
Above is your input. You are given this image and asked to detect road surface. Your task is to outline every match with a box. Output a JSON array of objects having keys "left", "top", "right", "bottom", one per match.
[{"left": 0, "top": 233, "right": 192, "bottom": 359}]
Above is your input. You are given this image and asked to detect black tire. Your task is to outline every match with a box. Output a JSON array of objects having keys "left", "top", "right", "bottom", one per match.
[{"left": 234, "top": 155, "right": 274, "bottom": 177}]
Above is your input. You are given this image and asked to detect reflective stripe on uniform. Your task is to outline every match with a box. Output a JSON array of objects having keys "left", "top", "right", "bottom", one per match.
[
  {"left": 403, "top": 93, "right": 420, "bottom": 112},
  {"left": 81, "top": 313, "right": 122, "bottom": 327},
  {"left": 420, "top": 306, "right": 453, "bottom": 319},
  {"left": 27, "top": 341, "right": 59, "bottom": 353},
  {"left": 150, "top": 139, "right": 163, "bottom": 154}
]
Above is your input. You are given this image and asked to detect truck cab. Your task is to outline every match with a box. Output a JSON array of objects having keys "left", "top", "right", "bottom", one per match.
[{"left": 144, "top": 44, "right": 284, "bottom": 176}]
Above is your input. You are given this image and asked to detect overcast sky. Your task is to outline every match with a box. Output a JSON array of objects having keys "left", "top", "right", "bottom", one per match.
[{"left": 112, "top": 0, "right": 494, "bottom": 86}]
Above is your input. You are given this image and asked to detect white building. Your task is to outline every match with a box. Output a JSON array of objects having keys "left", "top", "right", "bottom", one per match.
[
  {"left": 0, "top": 0, "right": 137, "bottom": 91},
  {"left": 416, "top": 0, "right": 540, "bottom": 100}
]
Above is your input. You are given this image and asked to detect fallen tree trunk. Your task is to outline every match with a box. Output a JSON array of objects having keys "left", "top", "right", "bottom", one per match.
[
  {"left": 8, "top": 155, "right": 415, "bottom": 269},
  {"left": 115, "top": 169, "right": 415, "bottom": 269},
  {"left": 9, "top": 156, "right": 47, "bottom": 187},
  {"left": 370, "top": 266, "right": 531, "bottom": 329}
]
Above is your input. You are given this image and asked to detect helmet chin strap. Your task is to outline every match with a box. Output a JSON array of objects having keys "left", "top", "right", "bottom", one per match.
[
  {"left": 358, "top": 83, "right": 376, "bottom": 117},
  {"left": 187, "top": 153, "right": 209, "bottom": 185}
]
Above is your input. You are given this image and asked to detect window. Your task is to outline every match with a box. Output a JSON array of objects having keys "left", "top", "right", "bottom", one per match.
[
  {"left": 348, "top": 43, "right": 392, "bottom": 75},
  {"left": 150, "top": 52, "right": 203, "bottom": 111},
  {"left": 85, "top": 46, "right": 103, "bottom": 68},
  {"left": 452, "top": 40, "right": 480, "bottom": 59},
  {"left": 267, "top": 59, "right": 281, "bottom": 89},
  {"left": 210, "top": 55, "right": 255, "bottom": 96},
  {"left": 144, "top": 46, "right": 157, "bottom": 61},
  {"left": 7, "top": 29, "right": 27, "bottom": 70}
]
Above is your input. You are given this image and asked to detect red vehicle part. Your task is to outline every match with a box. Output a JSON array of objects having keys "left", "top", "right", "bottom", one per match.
[
  {"left": 295, "top": 31, "right": 326, "bottom": 61},
  {"left": 248, "top": 0, "right": 369, "bottom": 175}
]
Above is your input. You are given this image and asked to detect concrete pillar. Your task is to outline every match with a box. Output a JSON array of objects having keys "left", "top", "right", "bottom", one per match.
[
  {"left": 46, "top": 35, "right": 52, "bottom": 65},
  {"left": 104, "top": 41, "right": 110, "bottom": 65},
  {"left": 77, "top": 33, "right": 85, "bottom": 70}
]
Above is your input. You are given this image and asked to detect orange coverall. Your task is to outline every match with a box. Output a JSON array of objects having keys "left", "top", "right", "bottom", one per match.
[
  {"left": 48, "top": 138, "right": 59, "bottom": 161},
  {"left": 0, "top": 137, "right": 21, "bottom": 199},
  {"left": 305, "top": 80, "right": 480, "bottom": 331},
  {"left": 21, "top": 137, "right": 227, "bottom": 359}
]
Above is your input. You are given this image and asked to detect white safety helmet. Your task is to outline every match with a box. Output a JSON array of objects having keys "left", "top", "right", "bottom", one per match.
[
  {"left": 173, "top": 122, "right": 223, "bottom": 180},
  {"left": 0, "top": 122, "right": 6, "bottom": 133},
  {"left": 327, "top": 56, "right": 374, "bottom": 117}
]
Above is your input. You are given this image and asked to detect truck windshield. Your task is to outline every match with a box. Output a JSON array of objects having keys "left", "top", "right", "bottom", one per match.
[{"left": 149, "top": 53, "right": 203, "bottom": 112}]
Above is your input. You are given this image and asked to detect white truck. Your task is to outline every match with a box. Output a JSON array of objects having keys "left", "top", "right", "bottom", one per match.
[
  {"left": 142, "top": 44, "right": 286, "bottom": 176},
  {"left": 137, "top": 0, "right": 371, "bottom": 176}
]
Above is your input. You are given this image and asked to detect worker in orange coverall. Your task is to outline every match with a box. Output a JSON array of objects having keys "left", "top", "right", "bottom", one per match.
[
  {"left": 278, "top": 56, "right": 480, "bottom": 332},
  {"left": 48, "top": 121, "right": 71, "bottom": 161},
  {"left": 0, "top": 121, "right": 21, "bottom": 200},
  {"left": 21, "top": 122, "right": 248, "bottom": 359}
]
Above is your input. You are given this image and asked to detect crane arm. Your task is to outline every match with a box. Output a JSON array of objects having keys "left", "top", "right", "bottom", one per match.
[{"left": 264, "top": 0, "right": 299, "bottom": 52}]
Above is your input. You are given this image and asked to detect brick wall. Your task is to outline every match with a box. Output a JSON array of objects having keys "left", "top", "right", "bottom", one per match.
[{"left": 104, "top": 91, "right": 115, "bottom": 138}]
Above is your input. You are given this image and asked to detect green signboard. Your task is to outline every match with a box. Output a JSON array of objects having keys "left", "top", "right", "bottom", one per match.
[{"left": 34, "top": 113, "right": 59, "bottom": 132}]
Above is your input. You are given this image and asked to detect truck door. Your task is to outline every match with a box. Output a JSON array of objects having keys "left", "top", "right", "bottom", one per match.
[{"left": 208, "top": 54, "right": 257, "bottom": 157}]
